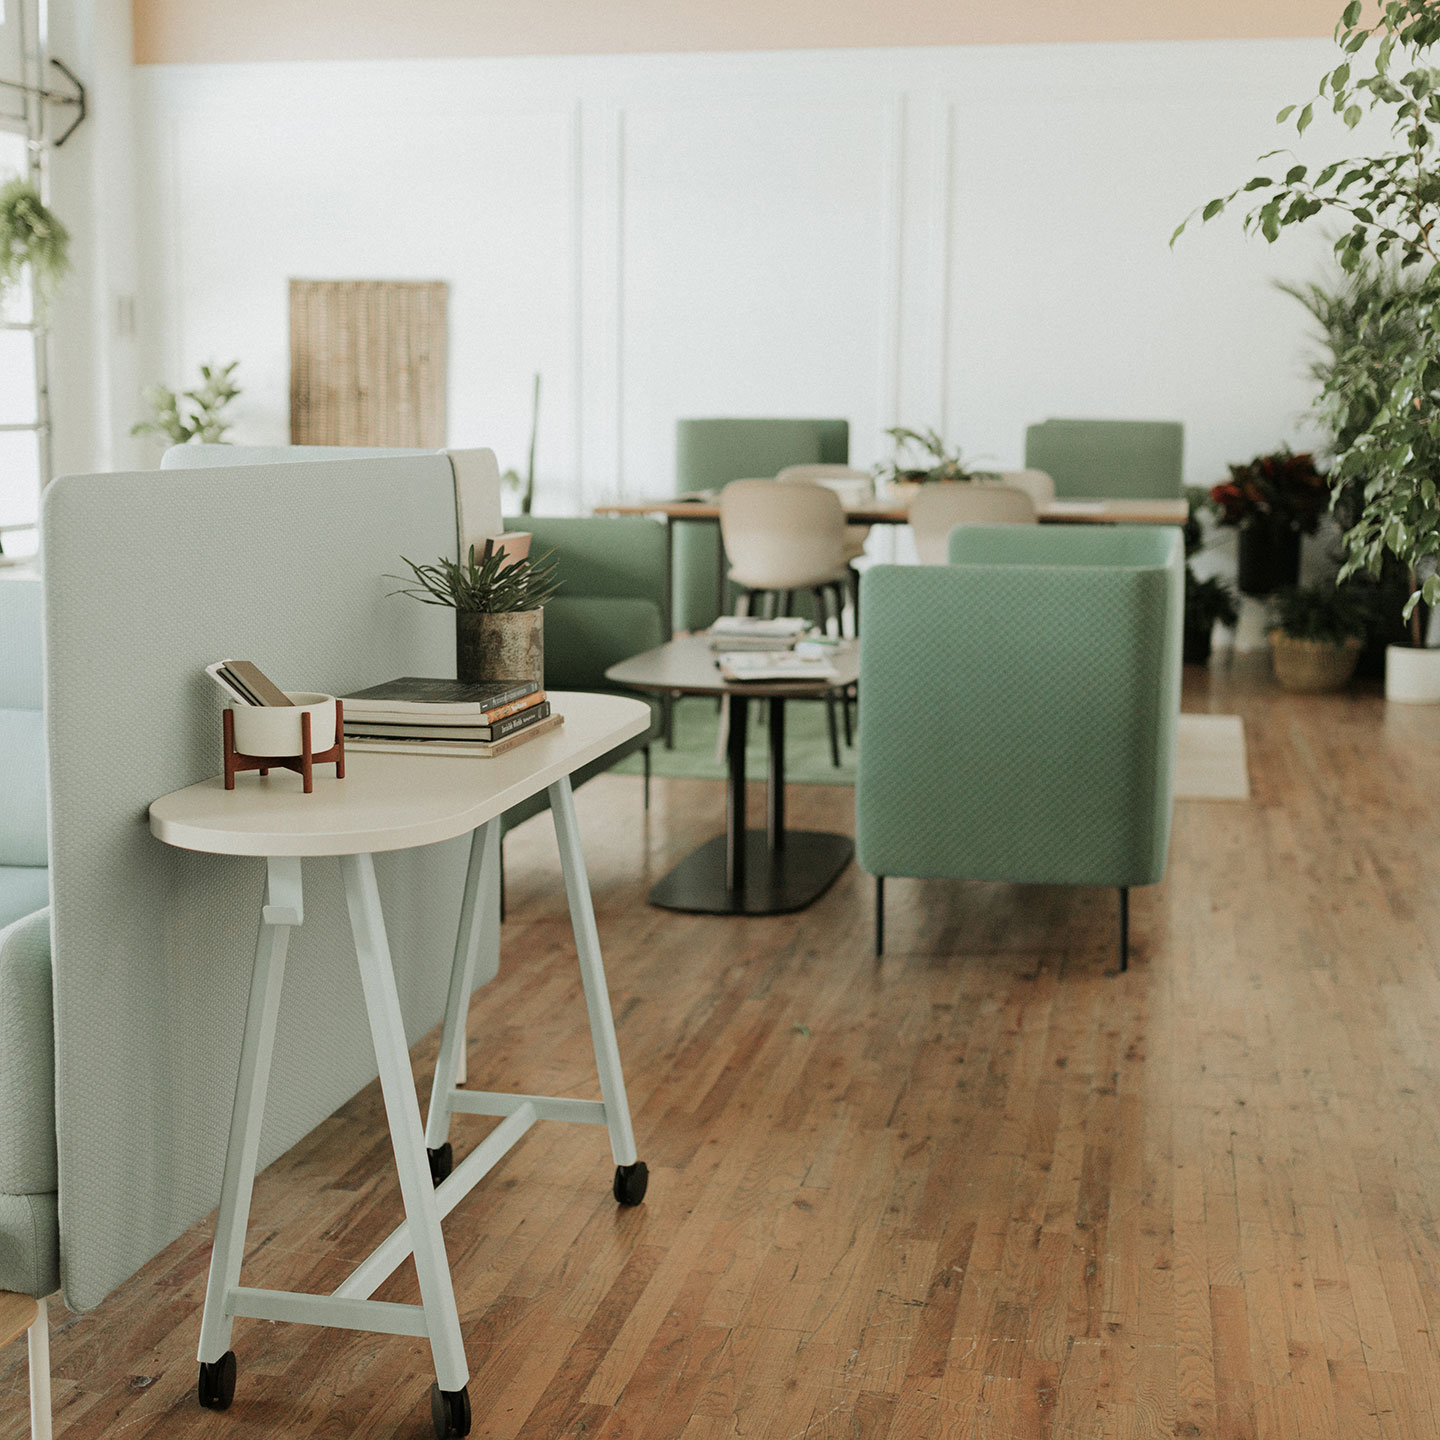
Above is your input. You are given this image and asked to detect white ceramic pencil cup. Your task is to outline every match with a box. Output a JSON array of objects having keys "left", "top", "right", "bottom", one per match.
[{"left": 223, "top": 692, "right": 345, "bottom": 794}]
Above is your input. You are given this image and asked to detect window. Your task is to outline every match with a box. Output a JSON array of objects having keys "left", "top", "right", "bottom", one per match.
[{"left": 0, "top": 0, "right": 46, "bottom": 562}]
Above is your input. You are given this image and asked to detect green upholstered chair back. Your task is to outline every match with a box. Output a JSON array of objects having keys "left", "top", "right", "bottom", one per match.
[
  {"left": 672, "top": 418, "right": 849, "bottom": 632},
  {"left": 522, "top": 517, "right": 669, "bottom": 692},
  {"left": 856, "top": 524, "right": 1183, "bottom": 890},
  {"left": 1023, "top": 419, "right": 1184, "bottom": 500},
  {"left": 0, "top": 575, "right": 48, "bottom": 908}
]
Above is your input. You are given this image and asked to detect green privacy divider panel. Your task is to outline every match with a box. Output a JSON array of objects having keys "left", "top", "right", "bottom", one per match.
[
  {"left": 1023, "top": 419, "right": 1184, "bottom": 500},
  {"left": 856, "top": 525, "right": 1183, "bottom": 889},
  {"left": 0, "top": 573, "right": 42, "bottom": 710},
  {"left": 43, "top": 456, "right": 477, "bottom": 1311},
  {"left": 672, "top": 418, "right": 849, "bottom": 632}
]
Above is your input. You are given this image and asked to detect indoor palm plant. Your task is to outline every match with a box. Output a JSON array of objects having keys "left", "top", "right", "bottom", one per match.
[
  {"left": 1268, "top": 584, "right": 1369, "bottom": 692},
  {"left": 1208, "top": 449, "right": 1329, "bottom": 596},
  {"left": 391, "top": 539, "right": 561, "bottom": 686},
  {"left": 1176, "top": 0, "right": 1440, "bottom": 700}
]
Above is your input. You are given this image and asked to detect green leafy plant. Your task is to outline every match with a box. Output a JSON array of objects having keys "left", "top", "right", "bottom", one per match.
[
  {"left": 875, "top": 427, "right": 997, "bottom": 486},
  {"left": 1208, "top": 449, "right": 1330, "bottom": 533},
  {"left": 389, "top": 540, "right": 562, "bottom": 613},
  {"left": 1270, "top": 583, "right": 1370, "bottom": 644},
  {"left": 1174, "top": 0, "right": 1440, "bottom": 625},
  {"left": 0, "top": 178, "right": 70, "bottom": 316},
  {"left": 1187, "top": 572, "right": 1239, "bottom": 632},
  {"left": 132, "top": 361, "right": 241, "bottom": 445}
]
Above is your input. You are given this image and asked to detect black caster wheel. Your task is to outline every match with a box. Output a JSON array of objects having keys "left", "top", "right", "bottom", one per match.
[
  {"left": 613, "top": 1160, "right": 649, "bottom": 1206},
  {"left": 197, "top": 1351, "right": 237, "bottom": 1411},
  {"left": 431, "top": 1383, "right": 471, "bottom": 1438},
  {"left": 428, "top": 1143, "right": 453, "bottom": 1186}
]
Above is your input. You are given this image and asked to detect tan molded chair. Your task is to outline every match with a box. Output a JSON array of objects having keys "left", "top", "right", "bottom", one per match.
[
  {"left": 909, "top": 483, "right": 1036, "bottom": 565},
  {"left": 990, "top": 469, "right": 1055, "bottom": 508},
  {"left": 775, "top": 464, "right": 873, "bottom": 564},
  {"left": 719, "top": 479, "right": 852, "bottom": 764}
]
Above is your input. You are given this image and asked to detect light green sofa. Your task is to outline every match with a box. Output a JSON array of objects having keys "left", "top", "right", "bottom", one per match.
[
  {"left": 856, "top": 525, "right": 1184, "bottom": 968},
  {"left": 673, "top": 418, "right": 849, "bottom": 633},
  {"left": 1024, "top": 419, "right": 1184, "bottom": 500},
  {"left": 0, "top": 575, "right": 47, "bottom": 929}
]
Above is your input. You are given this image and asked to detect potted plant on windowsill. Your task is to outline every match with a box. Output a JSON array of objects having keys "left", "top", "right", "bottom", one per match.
[
  {"left": 1174, "top": 0, "right": 1440, "bottom": 701},
  {"left": 1268, "top": 585, "right": 1368, "bottom": 693},
  {"left": 1208, "top": 449, "right": 1328, "bottom": 597},
  {"left": 389, "top": 539, "right": 562, "bottom": 687}
]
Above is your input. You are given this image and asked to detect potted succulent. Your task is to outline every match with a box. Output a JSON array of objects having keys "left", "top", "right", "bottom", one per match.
[
  {"left": 1176, "top": 0, "right": 1440, "bottom": 699},
  {"left": 874, "top": 426, "right": 996, "bottom": 501},
  {"left": 0, "top": 178, "right": 70, "bottom": 316},
  {"left": 1208, "top": 449, "right": 1328, "bottom": 597},
  {"left": 390, "top": 539, "right": 561, "bottom": 687},
  {"left": 1268, "top": 585, "right": 1368, "bottom": 693}
]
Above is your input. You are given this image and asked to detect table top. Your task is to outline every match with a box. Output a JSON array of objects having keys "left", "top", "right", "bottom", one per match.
[
  {"left": 607, "top": 635, "right": 860, "bottom": 698},
  {"left": 149, "top": 690, "right": 652, "bottom": 858},
  {"left": 596, "top": 495, "right": 1189, "bottom": 526}
]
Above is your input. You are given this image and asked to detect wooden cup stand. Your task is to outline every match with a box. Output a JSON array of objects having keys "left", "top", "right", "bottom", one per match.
[{"left": 223, "top": 701, "right": 347, "bottom": 795}]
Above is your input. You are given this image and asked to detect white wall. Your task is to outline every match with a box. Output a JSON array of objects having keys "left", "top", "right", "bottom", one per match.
[{"left": 130, "top": 39, "right": 1375, "bottom": 509}]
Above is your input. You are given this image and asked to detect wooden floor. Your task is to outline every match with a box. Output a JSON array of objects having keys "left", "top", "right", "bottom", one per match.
[{"left": 7, "top": 659, "right": 1440, "bottom": 1439}]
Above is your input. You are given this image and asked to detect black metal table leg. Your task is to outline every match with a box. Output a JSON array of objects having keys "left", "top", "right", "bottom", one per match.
[
  {"left": 767, "top": 697, "right": 785, "bottom": 851},
  {"left": 726, "top": 695, "right": 748, "bottom": 894}
]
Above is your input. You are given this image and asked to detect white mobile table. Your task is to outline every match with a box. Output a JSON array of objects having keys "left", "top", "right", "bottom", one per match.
[{"left": 149, "top": 692, "right": 652, "bottom": 1439}]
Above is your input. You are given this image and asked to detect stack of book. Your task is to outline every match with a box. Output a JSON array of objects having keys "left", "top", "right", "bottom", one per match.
[
  {"left": 341, "top": 676, "right": 561, "bottom": 757},
  {"left": 706, "top": 616, "right": 811, "bottom": 651},
  {"left": 714, "top": 650, "right": 839, "bottom": 684}
]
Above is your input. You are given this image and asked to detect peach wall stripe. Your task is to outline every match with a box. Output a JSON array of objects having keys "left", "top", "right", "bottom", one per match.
[{"left": 133, "top": 0, "right": 1350, "bottom": 66}]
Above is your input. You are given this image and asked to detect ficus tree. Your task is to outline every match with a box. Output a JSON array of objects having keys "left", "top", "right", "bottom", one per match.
[{"left": 1174, "top": 0, "right": 1440, "bottom": 621}]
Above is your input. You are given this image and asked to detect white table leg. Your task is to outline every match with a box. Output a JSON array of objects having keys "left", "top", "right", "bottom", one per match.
[
  {"left": 547, "top": 777, "right": 639, "bottom": 1168},
  {"left": 340, "top": 852, "right": 469, "bottom": 1396},
  {"left": 425, "top": 819, "right": 501, "bottom": 1153},
  {"left": 197, "top": 857, "right": 301, "bottom": 1371}
]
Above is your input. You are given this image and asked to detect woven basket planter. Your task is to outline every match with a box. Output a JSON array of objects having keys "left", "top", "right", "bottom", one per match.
[{"left": 1269, "top": 631, "right": 1363, "bottom": 694}]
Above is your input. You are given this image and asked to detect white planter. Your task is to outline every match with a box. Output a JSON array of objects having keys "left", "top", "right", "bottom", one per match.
[
  {"left": 1385, "top": 645, "right": 1440, "bottom": 704},
  {"left": 230, "top": 691, "right": 337, "bottom": 755}
]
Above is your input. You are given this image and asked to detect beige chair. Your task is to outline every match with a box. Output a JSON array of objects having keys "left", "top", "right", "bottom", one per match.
[
  {"left": 989, "top": 469, "right": 1055, "bottom": 508},
  {"left": 719, "top": 479, "right": 852, "bottom": 764},
  {"left": 909, "top": 483, "right": 1036, "bottom": 565},
  {"left": 775, "top": 464, "right": 873, "bottom": 562}
]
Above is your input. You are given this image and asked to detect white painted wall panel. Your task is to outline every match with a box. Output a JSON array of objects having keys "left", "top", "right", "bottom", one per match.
[{"left": 131, "top": 40, "right": 1377, "bottom": 511}]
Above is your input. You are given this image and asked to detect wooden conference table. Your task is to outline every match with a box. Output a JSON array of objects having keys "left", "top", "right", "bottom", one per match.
[
  {"left": 607, "top": 635, "right": 859, "bottom": 916},
  {"left": 597, "top": 494, "right": 1189, "bottom": 618}
]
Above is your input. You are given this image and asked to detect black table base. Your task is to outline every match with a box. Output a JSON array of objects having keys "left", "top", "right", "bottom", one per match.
[
  {"left": 647, "top": 691, "right": 853, "bottom": 917},
  {"left": 648, "top": 829, "right": 854, "bottom": 915}
]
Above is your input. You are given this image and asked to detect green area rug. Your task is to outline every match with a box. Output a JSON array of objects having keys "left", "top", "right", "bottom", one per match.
[{"left": 611, "top": 695, "right": 855, "bottom": 786}]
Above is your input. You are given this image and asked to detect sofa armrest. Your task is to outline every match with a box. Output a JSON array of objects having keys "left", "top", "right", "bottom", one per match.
[{"left": 0, "top": 909, "right": 55, "bottom": 1195}]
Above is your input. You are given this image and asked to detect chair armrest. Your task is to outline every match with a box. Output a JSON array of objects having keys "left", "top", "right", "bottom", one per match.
[{"left": 0, "top": 909, "right": 55, "bottom": 1195}]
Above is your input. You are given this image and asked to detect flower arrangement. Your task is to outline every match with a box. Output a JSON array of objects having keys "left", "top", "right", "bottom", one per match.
[
  {"left": 132, "top": 361, "right": 241, "bottom": 445},
  {"left": 1208, "top": 449, "right": 1329, "bottom": 534}
]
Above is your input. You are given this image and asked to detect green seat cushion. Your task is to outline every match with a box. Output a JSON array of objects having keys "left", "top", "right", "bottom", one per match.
[
  {"left": 856, "top": 527, "right": 1183, "bottom": 889},
  {"left": 0, "top": 871, "right": 48, "bottom": 931},
  {"left": 1023, "top": 419, "right": 1183, "bottom": 500},
  {"left": 0, "top": 710, "right": 47, "bottom": 868}
]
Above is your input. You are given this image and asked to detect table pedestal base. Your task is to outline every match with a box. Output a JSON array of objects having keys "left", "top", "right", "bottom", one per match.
[{"left": 649, "top": 829, "right": 854, "bottom": 916}]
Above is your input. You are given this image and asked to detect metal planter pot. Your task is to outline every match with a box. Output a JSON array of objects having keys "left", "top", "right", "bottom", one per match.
[{"left": 455, "top": 608, "right": 544, "bottom": 688}]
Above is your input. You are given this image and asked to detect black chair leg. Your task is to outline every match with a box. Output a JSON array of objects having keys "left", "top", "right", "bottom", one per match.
[
  {"left": 875, "top": 876, "right": 885, "bottom": 957},
  {"left": 642, "top": 744, "right": 651, "bottom": 812},
  {"left": 840, "top": 685, "right": 853, "bottom": 748},
  {"left": 499, "top": 836, "right": 506, "bottom": 925},
  {"left": 1118, "top": 886, "right": 1129, "bottom": 972}
]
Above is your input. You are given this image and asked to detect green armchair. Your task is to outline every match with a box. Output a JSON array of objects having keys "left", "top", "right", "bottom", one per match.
[
  {"left": 673, "top": 418, "right": 849, "bottom": 632},
  {"left": 856, "top": 525, "right": 1184, "bottom": 968},
  {"left": 1024, "top": 419, "right": 1184, "bottom": 500},
  {"left": 498, "top": 515, "right": 668, "bottom": 842}
]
